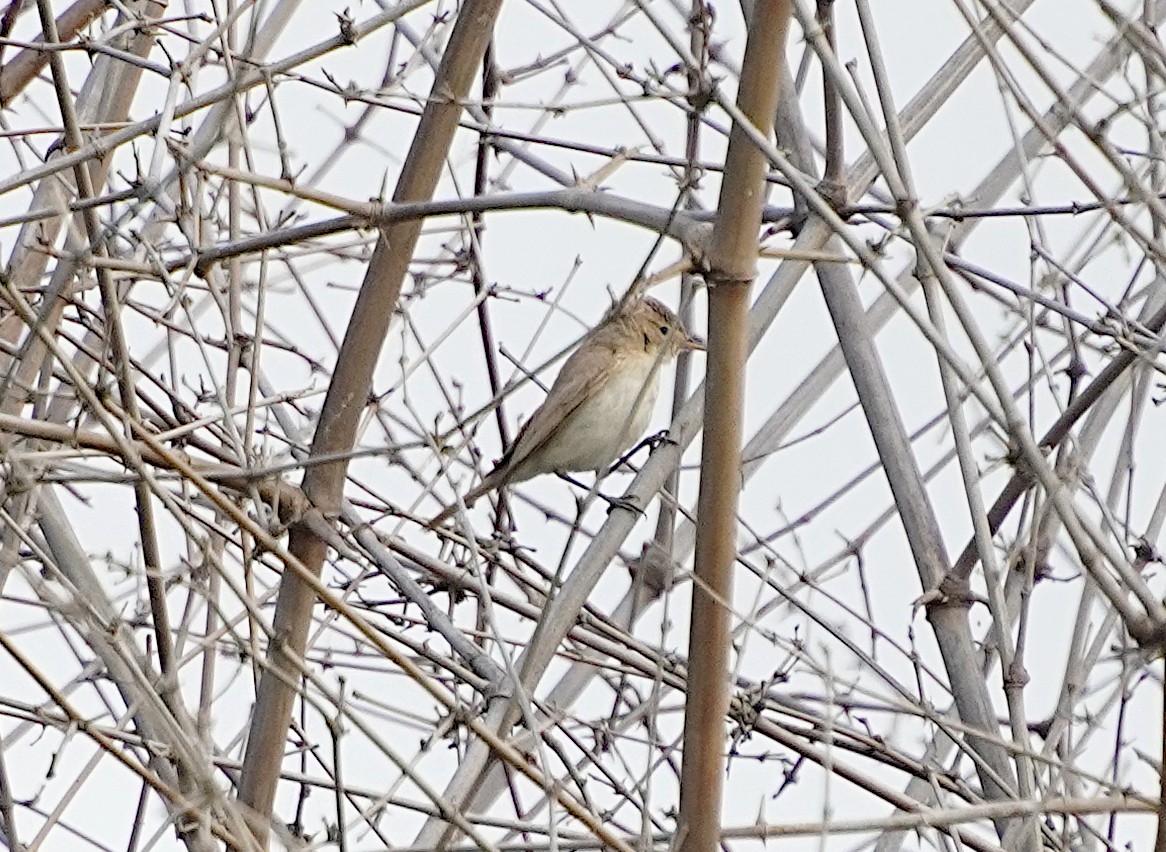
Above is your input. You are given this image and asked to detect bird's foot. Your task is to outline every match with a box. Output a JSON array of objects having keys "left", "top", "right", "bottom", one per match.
[
  {"left": 602, "top": 492, "right": 644, "bottom": 517},
  {"left": 644, "top": 429, "right": 676, "bottom": 452}
]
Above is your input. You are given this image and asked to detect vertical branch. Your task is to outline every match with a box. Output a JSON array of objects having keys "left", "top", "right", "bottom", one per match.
[
  {"left": 816, "top": 0, "right": 844, "bottom": 188},
  {"left": 1141, "top": 5, "right": 1166, "bottom": 845},
  {"left": 34, "top": 0, "right": 173, "bottom": 677},
  {"left": 471, "top": 43, "right": 506, "bottom": 450},
  {"left": 646, "top": 0, "right": 711, "bottom": 603},
  {"left": 468, "top": 41, "right": 512, "bottom": 539},
  {"left": 1159, "top": 678, "right": 1166, "bottom": 852},
  {"left": 0, "top": 734, "right": 15, "bottom": 851},
  {"left": 237, "top": 0, "right": 506, "bottom": 837},
  {"left": 677, "top": 4, "right": 791, "bottom": 852}
]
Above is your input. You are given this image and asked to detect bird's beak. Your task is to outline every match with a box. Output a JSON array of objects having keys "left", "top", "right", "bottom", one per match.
[{"left": 682, "top": 330, "right": 706, "bottom": 351}]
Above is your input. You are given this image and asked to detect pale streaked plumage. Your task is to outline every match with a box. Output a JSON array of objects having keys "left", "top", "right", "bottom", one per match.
[{"left": 431, "top": 297, "right": 703, "bottom": 526}]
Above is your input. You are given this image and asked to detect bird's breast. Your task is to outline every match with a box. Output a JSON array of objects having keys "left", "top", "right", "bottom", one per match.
[{"left": 534, "top": 352, "right": 660, "bottom": 474}]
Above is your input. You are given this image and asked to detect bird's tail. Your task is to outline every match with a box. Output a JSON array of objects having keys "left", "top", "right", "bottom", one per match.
[{"left": 427, "top": 470, "right": 504, "bottom": 528}]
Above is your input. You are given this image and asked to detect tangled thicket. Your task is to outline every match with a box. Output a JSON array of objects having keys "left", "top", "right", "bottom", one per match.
[{"left": 0, "top": 2, "right": 1163, "bottom": 851}]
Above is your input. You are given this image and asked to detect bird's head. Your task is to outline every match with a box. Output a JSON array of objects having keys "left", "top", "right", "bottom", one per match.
[{"left": 618, "top": 296, "right": 705, "bottom": 358}]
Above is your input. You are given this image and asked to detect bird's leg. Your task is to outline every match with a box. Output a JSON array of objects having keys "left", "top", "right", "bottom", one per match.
[
  {"left": 555, "top": 472, "right": 645, "bottom": 517},
  {"left": 600, "top": 430, "right": 679, "bottom": 515},
  {"left": 558, "top": 472, "right": 592, "bottom": 491},
  {"left": 603, "top": 429, "right": 673, "bottom": 477}
]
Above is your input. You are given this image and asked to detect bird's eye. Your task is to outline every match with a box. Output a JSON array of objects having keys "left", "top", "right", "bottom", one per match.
[{"left": 659, "top": 325, "right": 670, "bottom": 335}]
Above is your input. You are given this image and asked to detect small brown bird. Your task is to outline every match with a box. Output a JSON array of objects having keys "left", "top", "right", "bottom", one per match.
[{"left": 431, "top": 297, "right": 703, "bottom": 526}]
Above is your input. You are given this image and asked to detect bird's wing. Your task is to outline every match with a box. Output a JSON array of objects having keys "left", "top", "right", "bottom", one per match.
[
  {"left": 429, "top": 344, "right": 620, "bottom": 527},
  {"left": 433, "top": 340, "right": 624, "bottom": 526},
  {"left": 495, "top": 342, "right": 619, "bottom": 478}
]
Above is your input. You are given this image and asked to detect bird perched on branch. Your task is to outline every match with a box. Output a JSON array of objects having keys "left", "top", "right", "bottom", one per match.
[{"left": 431, "top": 296, "right": 703, "bottom": 526}]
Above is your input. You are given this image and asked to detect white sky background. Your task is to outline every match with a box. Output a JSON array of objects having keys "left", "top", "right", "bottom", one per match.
[{"left": 0, "top": 0, "right": 1163, "bottom": 850}]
